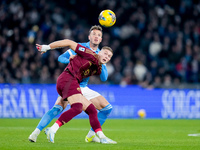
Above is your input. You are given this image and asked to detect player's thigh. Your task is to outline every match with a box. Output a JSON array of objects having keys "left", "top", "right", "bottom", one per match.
[
  {"left": 90, "top": 95, "right": 109, "bottom": 110},
  {"left": 81, "top": 87, "right": 109, "bottom": 110},
  {"left": 55, "top": 96, "right": 69, "bottom": 109},
  {"left": 81, "top": 96, "right": 92, "bottom": 111},
  {"left": 67, "top": 94, "right": 91, "bottom": 111},
  {"left": 81, "top": 87, "right": 101, "bottom": 101},
  {"left": 67, "top": 94, "right": 83, "bottom": 105}
]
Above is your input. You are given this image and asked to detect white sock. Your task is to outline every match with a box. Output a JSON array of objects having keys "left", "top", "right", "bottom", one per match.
[
  {"left": 87, "top": 129, "right": 95, "bottom": 138},
  {"left": 96, "top": 131, "right": 106, "bottom": 139},
  {"left": 33, "top": 128, "right": 41, "bottom": 135},
  {"left": 51, "top": 123, "right": 60, "bottom": 133}
]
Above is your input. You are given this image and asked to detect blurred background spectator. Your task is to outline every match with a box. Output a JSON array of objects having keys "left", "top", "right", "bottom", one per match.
[{"left": 0, "top": 0, "right": 200, "bottom": 89}]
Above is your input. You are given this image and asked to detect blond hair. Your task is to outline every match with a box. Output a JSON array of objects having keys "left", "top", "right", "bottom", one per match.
[
  {"left": 101, "top": 46, "right": 113, "bottom": 54},
  {"left": 89, "top": 25, "right": 103, "bottom": 35}
]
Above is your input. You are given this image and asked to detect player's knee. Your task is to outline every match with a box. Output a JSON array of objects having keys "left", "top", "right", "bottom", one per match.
[
  {"left": 100, "top": 104, "right": 112, "bottom": 116},
  {"left": 71, "top": 103, "right": 83, "bottom": 114},
  {"left": 53, "top": 105, "right": 64, "bottom": 114},
  {"left": 91, "top": 107, "right": 98, "bottom": 115},
  {"left": 85, "top": 104, "right": 97, "bottom": 115},
  {"left": 47, "top": 105, "right": 63, "bottom": 117},
  {"left": 107, "top": 105, "right": 112, "bottom": 115},
  {"left": 107, "top": 104, "right": 113, "bottom": 113}
]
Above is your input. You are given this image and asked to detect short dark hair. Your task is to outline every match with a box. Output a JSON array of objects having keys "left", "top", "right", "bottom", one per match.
[
  {"left": 102, "top": 46, "right": 113, "bottom": 54},
  {"left": 89, "top": 25, "right": 103, "bottom": 35}
]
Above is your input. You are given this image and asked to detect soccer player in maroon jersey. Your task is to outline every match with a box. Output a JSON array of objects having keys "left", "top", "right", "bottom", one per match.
[{"left": 36, "top": 39, "right": 116, "bottom": 144}]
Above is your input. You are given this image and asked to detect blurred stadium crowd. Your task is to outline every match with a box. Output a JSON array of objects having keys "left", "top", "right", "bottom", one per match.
[{"left": 0, "top": 0, "right": 200, "bottom": 89}]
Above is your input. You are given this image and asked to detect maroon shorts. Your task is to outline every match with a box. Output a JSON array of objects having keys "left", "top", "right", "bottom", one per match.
[{"left": 56, "top": 71, "right": 82, "bottom": 100}]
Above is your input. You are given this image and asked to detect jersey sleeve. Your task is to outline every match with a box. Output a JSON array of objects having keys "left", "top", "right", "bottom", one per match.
[
  {"left": 100, "top": 64, "right": 108, "bottom": 82},
  {"left": 58, "top": 49, "right": 76, "bottom": 64}
]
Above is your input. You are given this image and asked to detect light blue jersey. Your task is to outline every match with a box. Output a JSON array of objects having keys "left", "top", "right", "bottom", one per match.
[{"left": 58, "top": 42, "right": 108, "bottom": 87}]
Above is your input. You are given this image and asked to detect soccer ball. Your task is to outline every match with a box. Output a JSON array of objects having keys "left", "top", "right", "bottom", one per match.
[
  {"left": 99, "top": 10, "right": 116, "bottom": 27},
  {"left": 137, "top": 109, "right": 146, "bottom": 118}
]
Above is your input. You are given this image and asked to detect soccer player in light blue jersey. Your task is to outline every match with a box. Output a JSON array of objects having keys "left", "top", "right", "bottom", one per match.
[{"left": 29, "top": 25, "right": 113, "bottom": 143}]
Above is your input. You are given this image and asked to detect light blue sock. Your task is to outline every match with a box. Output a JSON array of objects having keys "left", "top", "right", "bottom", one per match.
[
  {"left": 91, "top": 104, "right": 112, "bottom": 131},
  {"left": 36, "top": 105, "right": 63, "bottom": 131}
]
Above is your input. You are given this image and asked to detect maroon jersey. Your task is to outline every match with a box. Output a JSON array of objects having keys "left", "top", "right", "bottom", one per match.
[{"left": 65, "top": 44, "right": 102, "bottom": 82}]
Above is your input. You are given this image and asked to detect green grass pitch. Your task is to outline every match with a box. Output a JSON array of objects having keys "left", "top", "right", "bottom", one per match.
[{"left": 0, "top": 119, "right": 199, "bottom": 150}]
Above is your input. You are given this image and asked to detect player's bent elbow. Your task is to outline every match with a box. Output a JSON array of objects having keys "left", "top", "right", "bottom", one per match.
[
  {"left": 58, "top": 56, "right": 68, "bottom": 64},
  {"left": 58, "top": 56, "right": 64, "bottom": 63},
  {"left": 58, "top": 56, "right": 61, "bottom": 62},
  {"left": 100, "top": 76, "right": 107, "bottom": 82}
]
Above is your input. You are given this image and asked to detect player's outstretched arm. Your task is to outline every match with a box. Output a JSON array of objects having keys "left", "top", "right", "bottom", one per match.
[{"left": 36, "top": 39, "right": 78, "bottom": 54}]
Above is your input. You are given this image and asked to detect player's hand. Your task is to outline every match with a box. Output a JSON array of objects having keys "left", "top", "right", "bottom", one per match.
[
  {"left": 36, "top": 44, "right": 50, "bottom": 54},
  {"left": 36, "top": 44, "right": 45, "bottom": 54},
  {"left": 69, "top": 55, "right": 76, "bottom": 60}
]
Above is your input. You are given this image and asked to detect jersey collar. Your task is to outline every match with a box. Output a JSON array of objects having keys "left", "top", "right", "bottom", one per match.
[{"left": 86, "top": 42, "right": 100, "bottom": 53}]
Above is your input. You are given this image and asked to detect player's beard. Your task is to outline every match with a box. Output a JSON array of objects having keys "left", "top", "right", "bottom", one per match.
[{"left": 90, "top": 41, "right": 99, "bottom": 49}]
